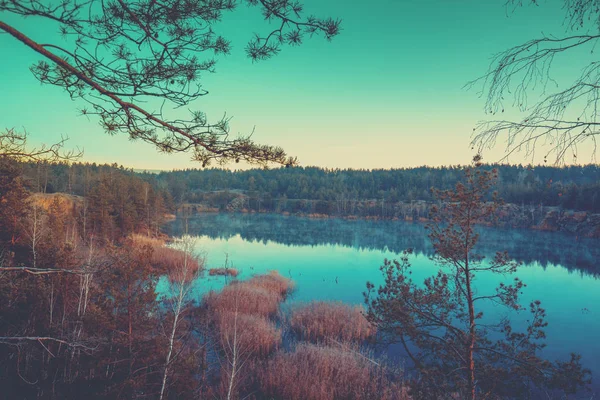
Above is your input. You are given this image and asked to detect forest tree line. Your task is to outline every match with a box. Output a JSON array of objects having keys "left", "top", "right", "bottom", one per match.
[
  {"left": 19, "top": 162, "right": 600, "bottom": 216},
  {"left": 143, "top": 164, "right": 600, "bottom": 214}
]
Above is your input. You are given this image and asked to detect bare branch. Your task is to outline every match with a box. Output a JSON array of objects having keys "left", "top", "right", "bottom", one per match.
[{"left": 469, "top": 2, "right": 600, "bottom": 163}]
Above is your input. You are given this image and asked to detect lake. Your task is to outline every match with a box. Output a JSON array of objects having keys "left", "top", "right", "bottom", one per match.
[{"left": 163, "top": 212, "right": 600, "bottom": 394}]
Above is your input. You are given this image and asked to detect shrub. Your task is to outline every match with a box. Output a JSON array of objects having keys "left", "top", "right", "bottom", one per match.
[
  {"left": 290, "top": 301, "right": 374, "bottom": 343},
  {"left": 257, "top": 343, "right": 408, "bottom": 400},
  {"left": 209, "top": 268, "right": 239, "bottom": 277}
]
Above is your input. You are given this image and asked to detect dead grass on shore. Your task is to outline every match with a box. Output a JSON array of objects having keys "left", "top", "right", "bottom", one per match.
[
  {"left": 216, "top": 311, "right": 281, "bottom": 357},
  {"left": 256, "top": 343, "right": 408, "bottom": 400},
  {"left": 246, "top": 271, "right": 294, "bottom": 299},
  {"left": 206, "top": 283, "right": 281, "bottom": 317},
  {"left": 290, "top": 301, "right": 374, "bottom": 344},
  {"left": 205, "top": 271, "right": 293, "bottom": 317},
  {"left": 129, "top": 234, "right": 202, "bottom": 281}
]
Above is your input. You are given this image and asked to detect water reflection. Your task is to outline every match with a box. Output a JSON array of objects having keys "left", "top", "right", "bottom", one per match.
[
  {"left": 161, "top": 213, "right": 600, "bottom": 394},
  {"left": 166, "top": 213, "right": 600, "bottom": 277}
]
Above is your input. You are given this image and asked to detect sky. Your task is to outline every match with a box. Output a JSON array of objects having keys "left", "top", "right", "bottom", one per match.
[{"left": 0, "top": 0, "right": 591, "bottom": 170}]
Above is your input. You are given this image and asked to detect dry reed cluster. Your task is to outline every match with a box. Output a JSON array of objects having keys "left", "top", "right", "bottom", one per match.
[
  {"left": 246, "top": 271, "right": 295, "bottom": 299},
  {"left": 209, "top": 267, "right": 239, "bottom": 277},
  {"left": 205, "top": 273, "right": 409, "bottom": 400},
  {"left": 257, "top": 343, "right": 408, "bottom": 400},
  {"left": 206, "top": 283, "right": 281, "bottom": 317},
  {"left": 206, "top": 271, "right": 292, "bottom": 356},
  {"left": 129, "top": 234, "right": 202, "bottom": 282},
  {"left": 216, "top": 311, "right": 281, "bottom": 356},
  {"left": 207, "top": 271, "right": 294, "bottom": 397},
  {"left": 290, "top": 301, "right": 374, "bottom": 343},
  {"left": 205, "top": 271, "right": 293, "bottom": 317}
]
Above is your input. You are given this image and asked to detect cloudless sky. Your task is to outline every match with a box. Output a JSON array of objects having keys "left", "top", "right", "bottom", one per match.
[{"left": 0, "top": 0, "right": 589, "bottom": 170}]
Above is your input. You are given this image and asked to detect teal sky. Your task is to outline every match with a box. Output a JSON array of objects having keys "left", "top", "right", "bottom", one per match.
[{"left": 0, "top": 1, "right": 588, "bottom": 170}]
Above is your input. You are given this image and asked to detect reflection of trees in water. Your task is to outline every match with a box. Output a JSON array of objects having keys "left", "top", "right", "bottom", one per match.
[{"left": 166, "top": 214, "right": 600, "bottom": 277}]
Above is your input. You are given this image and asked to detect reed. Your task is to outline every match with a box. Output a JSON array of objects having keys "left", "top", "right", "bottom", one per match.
[
  {"left": 290, "top": 301, "right": 374, "bottom": 343},
  {"left": 216, "top": 311, "right": 281, "bottom": 357},
  {"left": 246, "top": 271, "right": 294, "bottom": 299},
  {"left": 257, "top": 343, "right": 408, "bottom": 400},
  {"left": 209, "top": 268, "right": 239, "bottom": 277},
  {"left": 206, "top": 283, "right": 281, "bottom": 317},
  {"left": 129, "top": 234, "right": 202, "bottom": 281}
]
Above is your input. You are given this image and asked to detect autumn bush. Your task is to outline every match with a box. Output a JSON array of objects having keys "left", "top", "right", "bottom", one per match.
[
  {"left": 216, "top": 311, "right": 281, "bottom": 356},
  {"left": 256, "top": 343, "right": 408, "bottom": 400},
  {"left": 290, "top": 301, "right": 374, "bottom": 343},
  {"left": 209, "top": 267, "right": 239, "bottom": 277}
]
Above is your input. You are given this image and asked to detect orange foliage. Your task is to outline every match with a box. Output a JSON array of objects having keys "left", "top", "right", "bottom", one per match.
[
  {"left": 290, "top": 301, "right": 374, "bottom": 344},
  {"left": 257, "top": 343, "right": 408, "bottom": 400}
]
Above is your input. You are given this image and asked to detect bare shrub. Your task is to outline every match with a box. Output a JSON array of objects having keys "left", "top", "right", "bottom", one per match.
[
  {"left": 159, "top": 236, "right": 203, "bottom": 400},
  {"left": 257, "top": 343, "right": 408, "bottom": 400},
  {"left": 290, "top": 301, "right": 374, "bottom": 344}
]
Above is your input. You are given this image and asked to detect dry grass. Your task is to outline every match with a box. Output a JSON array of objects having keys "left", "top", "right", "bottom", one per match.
[
  {"left": 246, "top": 271, "right": 294, "bottom": 299},
  {"left": 205, "top": 271, "right": 293, "bottom": 318},
  {"left": 257, "top": 343, "right": 408, "bottom": 400},
  {"left": 129, "top": 234, "right": 202, "bottom": 281},
  {"left": 129, "top": 233, "right": 166, "bottom": 248},
  {"left": 207, "top": 272, "right": 292, "bottom": 399},
  {"left": 290, "top": 301, "right": 375, "bottom": 343},
  {"left": 206, "top": 283, "right": 281, "bottom": 317},
  {"left": 209, "top": 268, "right": 239, "bottom": 277},
  {"left": 216, "top": 311, "right": 281, "bottom": 357}
]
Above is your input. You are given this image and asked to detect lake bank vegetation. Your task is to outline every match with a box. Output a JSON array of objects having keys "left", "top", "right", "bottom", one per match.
[
  {"left": 0, "top": 155, "right": 593, "bottom": 398},
  {"left": 16, "top": 161, "right": 600, "bottom": 237}
]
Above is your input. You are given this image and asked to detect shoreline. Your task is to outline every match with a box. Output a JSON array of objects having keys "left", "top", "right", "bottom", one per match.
[{"left": 175, "top": 204, "right": 600, "bottom": 238}]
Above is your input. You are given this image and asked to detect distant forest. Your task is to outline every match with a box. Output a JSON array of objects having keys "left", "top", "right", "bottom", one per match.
[{"left": 22, "top": 163, "right": 600, "bottom": 214}]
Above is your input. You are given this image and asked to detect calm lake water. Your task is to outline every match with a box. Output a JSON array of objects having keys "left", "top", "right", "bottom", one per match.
[{"left": 163, "top": 213, "right": 600, "bottom": 394}]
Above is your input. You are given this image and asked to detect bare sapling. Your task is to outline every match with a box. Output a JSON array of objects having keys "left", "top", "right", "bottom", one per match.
[{"left": 159, "top": 235, "right": 203, "bottom": 400}]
